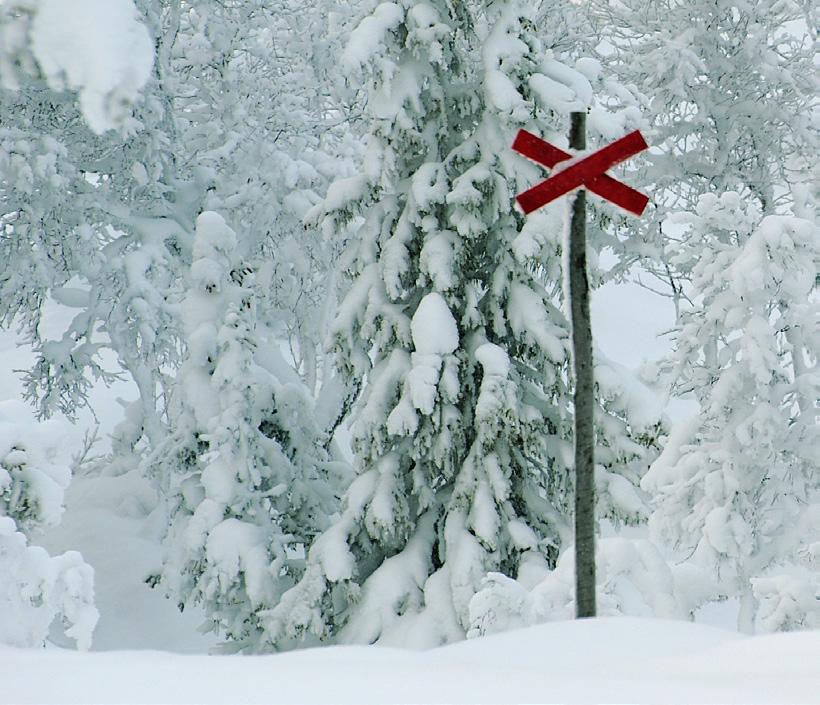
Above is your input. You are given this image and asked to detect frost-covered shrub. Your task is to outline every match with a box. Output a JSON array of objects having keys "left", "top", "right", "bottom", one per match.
[
  {"left": 752, "top": 564, "right": 820, "bottom": 633},
  {"left": 0, "top": 517, "right": 97, "bottom": 649},
  {"left": 0, "top": 417, "right": 97, "bottom": 649},
  {"left": 643, "top": 193, "right": 820, "bottom": 632},
  {"left": 468, "top": 538, "right": 690, "bottom": 638},
  {"left": 0, "top": 433, "right": 68, "bottom": 535},
  {"left": 751, "top": 490, "right": 819, "bottom": 634}
]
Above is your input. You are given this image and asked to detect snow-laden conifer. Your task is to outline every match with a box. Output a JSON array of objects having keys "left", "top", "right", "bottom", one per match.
[
  {"left": 149, "top": 212, "right": 339, "bottom": 650},
  {"left": 263, "top": 0, "right": 663, "bottom": 648}
]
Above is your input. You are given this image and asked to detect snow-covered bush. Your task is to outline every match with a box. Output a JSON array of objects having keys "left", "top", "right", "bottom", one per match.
[
  {"left": 0, "top": 517, "right": 97, "bottom": 649},
  {"left": 752, "top": 562, "right": 820, "bottom": 633},
  {"left": 0, "top": 423, "right": 69, "bottom": 535},
  {"left": 467, "top": 538, "right": 692, "bottom": 637},
  {"left": 0, "top": 417, "right": 98, "bottom": 648}
]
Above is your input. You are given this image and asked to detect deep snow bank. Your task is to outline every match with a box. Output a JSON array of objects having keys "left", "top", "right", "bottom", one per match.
[{"left": 1, "top": 618, "right": 818, "bottom": 704}]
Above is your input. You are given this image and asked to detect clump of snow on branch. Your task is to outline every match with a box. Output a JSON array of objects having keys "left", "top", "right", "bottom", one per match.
[
  {"left": 342, "top": 2, "right": 404, "bottom": 77},
  {"left": 2, "top": 0, "right": 154, "bottom": 133},
  {"left": 33, "top": 0, "right": 153, "bottom": 132}
]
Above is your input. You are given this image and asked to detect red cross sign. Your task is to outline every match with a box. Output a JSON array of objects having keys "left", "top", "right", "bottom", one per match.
[{"left": 512, "top": 129, "right": 649, "bottom": 216}]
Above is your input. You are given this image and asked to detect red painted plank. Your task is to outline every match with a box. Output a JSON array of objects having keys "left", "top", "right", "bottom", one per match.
[
  {"left": 512, "top": 129, "right": 571, "bottom": 169},
  {"left": 511, "top": 129, "right": 649, "bottom": 216}
]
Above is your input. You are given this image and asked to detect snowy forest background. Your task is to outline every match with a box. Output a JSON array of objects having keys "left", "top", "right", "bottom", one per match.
[{"left": 0, "top": 0, "right": 817, "bottom": 666}]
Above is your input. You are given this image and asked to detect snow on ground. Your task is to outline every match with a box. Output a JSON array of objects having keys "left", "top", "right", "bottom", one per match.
[
  {"left": 39, "top": 469, "right": 217, "bottom": 653},
  {"left": 2, "top": 618, "right": 819, "bottom": 704}
]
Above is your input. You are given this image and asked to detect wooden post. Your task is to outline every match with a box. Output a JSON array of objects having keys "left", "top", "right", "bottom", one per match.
[{"left": 568, "top": 110, "right": 596, "bottom": 619}]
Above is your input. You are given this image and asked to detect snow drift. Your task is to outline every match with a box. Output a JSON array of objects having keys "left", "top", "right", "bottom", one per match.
[{"left": 2, "top": 618, "right": 818, "bottom": 705}]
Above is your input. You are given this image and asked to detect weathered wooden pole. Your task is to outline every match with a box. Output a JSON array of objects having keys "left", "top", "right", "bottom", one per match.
[
  {"left": 568, "top": 110, "right": 596, "bottom": 618},
  {"left": 510, "top": 115, "right": 650, "bottom": 618}
]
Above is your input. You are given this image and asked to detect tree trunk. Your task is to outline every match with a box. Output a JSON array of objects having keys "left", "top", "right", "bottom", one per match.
[{"left": 569, "top": 110, "right": 597, "bottom": 619}]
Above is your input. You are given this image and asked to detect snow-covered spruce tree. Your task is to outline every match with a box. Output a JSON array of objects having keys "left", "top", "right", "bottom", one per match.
[
  {"left": 132, "top": 2, "right": 359, "bottom": 649},
  {"left": 147, "top": 212, "right": 339, "bottom": 650},
  {"left": 587, "top": 0, "right": 817, "bottom": 295},
  {"left": 642, "top": 191, "right": 819, "bottom": 633},
  {"left": 262, "top": 0, "right": 663, "bottom": 648},
  {"left": 0, "top": 419, "right": 98, "bottom": 648}
]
